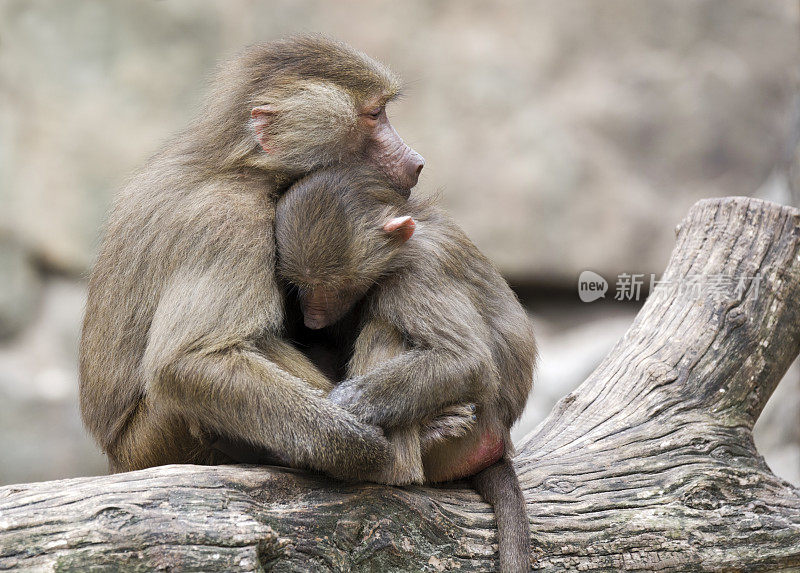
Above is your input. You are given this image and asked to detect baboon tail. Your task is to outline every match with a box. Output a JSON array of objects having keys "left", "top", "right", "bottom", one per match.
[{"left": 472, "top": 457, "right": 530, "bottom": 572}]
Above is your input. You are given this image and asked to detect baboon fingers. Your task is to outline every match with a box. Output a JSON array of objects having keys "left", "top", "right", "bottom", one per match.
[{"left": 419, "top": 403, "right": 478, "bottom": 452}]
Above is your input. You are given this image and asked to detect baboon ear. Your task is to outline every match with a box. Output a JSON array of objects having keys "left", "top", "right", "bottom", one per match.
[
  {"left": 251, "top": 105, "right": 277, "bottom": 153},
  {"left": 383, "top": 216, "right": 415, "bottom": 242}
]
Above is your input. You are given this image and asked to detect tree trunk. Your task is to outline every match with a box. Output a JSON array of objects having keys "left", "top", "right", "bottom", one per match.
[{"left": 2, "top": 197, "right": 800, "bottom": 572}]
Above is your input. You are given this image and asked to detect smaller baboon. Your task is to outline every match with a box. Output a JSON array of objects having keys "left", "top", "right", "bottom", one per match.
[{"left": 275, "top": 166, "right": 536, "bottom": 573}]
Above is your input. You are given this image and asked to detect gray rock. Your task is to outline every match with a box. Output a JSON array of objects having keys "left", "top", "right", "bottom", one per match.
[
  {"left": 0, "top": 0, "right": 797, "bottom": 277},
  {"left": 0, "top": 236, "right": 41, "bottom": 340},
  {"left": 0, "top": 279, "right": 107, "bottom": 485},
  {"left": 754, "top": 358, "right": 800, "bottom": 486}
]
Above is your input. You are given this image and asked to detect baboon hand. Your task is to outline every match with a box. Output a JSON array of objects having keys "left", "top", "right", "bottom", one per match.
[
  {"left": 328, "top": 378, "right": 368, "bottom": 414},
  {"left": 420, "top": 403, "right": 477, "bottom": 453},
  {"left": 328, "top": 378, "right": 397, "bottom": 427},
  {"left": 329, "top": 377, "right": 429, "bottom": 428}
]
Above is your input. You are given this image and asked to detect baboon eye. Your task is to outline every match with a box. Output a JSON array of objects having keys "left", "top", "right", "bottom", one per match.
[{"left": 364, "top": 106, "right": 383, "bottom": 119}]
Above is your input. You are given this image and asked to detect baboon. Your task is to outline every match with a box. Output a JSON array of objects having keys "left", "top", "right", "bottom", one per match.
[
  {"left": 79, "top": 37, "right": 436, "bottom": 479},
  {"left": 275, "top": 166, "right": 536, "bottom": 572}
]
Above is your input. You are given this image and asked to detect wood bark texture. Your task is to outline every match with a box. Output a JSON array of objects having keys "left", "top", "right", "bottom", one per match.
[{"left": 1, "top": 197, "right": 800, "bottom": 572}]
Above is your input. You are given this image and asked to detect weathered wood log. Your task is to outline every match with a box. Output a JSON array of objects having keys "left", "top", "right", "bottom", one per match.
[{"left": 2, "top": 197, "right": 800, "bottom": 572}]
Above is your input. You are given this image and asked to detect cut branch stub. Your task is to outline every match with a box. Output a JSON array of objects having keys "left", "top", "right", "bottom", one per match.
[
  {"left": 517, "top": 197, "right": 800, "bottom": 570},
  {"left": 0, "top": 197, "right": 799, "bottom": 572}
]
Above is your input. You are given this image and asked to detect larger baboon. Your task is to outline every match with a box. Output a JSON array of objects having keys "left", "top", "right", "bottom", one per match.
[{"left": 79, "top": 37, "right": 432, "bottom": 478}]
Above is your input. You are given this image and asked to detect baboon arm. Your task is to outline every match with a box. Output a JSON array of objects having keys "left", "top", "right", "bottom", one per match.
[
  {"left": 139, "top": 268, "right": 389, "bottom": 480},
  {"left": 333, "top": 317, "right": 492, "bottom": 429},
  {"left": 148, "top": 342, "right": 390, "bottom": 480},
  {"left": 256, "top": 337, "right": 335, "bottom": 394}
]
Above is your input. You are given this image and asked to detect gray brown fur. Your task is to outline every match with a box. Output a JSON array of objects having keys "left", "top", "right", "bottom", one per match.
[
  {"left": 79, "top": 36, "right": 423, "bottom": 480},
  {"left": 275, "top": 166, "right": 536, "bottom": 571}
]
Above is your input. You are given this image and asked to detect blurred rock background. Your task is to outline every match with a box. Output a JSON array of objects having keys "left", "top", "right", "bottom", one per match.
[{"left": 0, "top": 0, "right": 798, "bottom": 486}]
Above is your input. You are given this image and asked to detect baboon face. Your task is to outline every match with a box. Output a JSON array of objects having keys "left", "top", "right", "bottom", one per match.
[
  {"left": 285, "top": 215, "right": 415, "bottom": 331},
  {"left": 276, "top": 168, "right": 417, "bottom": 330},
  {"left": 357, "top": 102, "right": 425, "bottom": 192},
  {"left": 300, "top": 219, "right": 416, "bottom": 330},
  {"left": 251, "top": 89, "right": 424, "bottom": 191},
  {"left": 299, "top": 284, "right": 367, "bottom": 330},
  {"left": 244, "top": 38, "right": 425, "bottom": 190}
]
